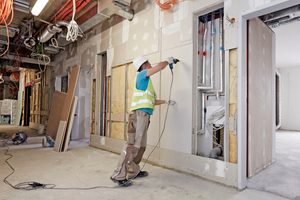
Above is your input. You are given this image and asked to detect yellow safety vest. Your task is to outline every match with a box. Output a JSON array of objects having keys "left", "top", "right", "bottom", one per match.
[{"left": 130, "top": 75, "right": 157, "bottom": 112}]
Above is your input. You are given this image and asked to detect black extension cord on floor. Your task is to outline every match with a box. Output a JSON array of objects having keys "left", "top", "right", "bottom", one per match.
[{"left": 1, "top": 68, "right": 174, "bottom": 190}]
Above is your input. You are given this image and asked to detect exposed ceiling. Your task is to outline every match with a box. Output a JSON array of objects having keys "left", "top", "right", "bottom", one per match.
[
  {"left": 260, "top": 5, "right": 300, "bottom": 69},
  {"left": 0, "top": 0, "right": 134, "bottom": 70}
]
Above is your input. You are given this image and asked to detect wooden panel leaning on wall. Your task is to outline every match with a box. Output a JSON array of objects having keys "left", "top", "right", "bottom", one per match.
[{"left": 106, "top": 63, "right": 135, "bottom": 141}]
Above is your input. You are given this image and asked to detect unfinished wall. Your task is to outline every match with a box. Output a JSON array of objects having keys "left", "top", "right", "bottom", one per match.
[
  {"left": 279, "top": 66, "right": 300, "bottom": 131},
  {"left": 52, "top": 0, "right": 242, "bottom": 187}
]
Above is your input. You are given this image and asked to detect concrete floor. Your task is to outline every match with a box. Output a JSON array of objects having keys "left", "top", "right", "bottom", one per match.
[
  {"left": 0, "top": 127, "right": 290, "bottom": 200},
  {"left": 248, "top": 130, "right": 300, "bottom": 200},
  {"left": 0, "top": 125, "right": 42, "bottom": 138}
]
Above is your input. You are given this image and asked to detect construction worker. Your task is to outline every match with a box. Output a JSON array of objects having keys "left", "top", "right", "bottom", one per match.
[{"left": 110, "top": 56, "right": 176, "bottom": 187}]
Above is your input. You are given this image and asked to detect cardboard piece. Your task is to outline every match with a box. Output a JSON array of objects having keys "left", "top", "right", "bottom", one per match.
[
  {"left": 46, "top": 91, "right": 67, "bottom": 140},
  {"left": 62, "top": 96, "right": 78, "bottom": 152},
  {"left": 61, "top": 66, "right": 80, "bottom": 121},
  {"left": 14, "top": 91, "right": 23, "bottom": 125},
  {"left": 53, "top": 121, "right": 67, "bottom": 152}
]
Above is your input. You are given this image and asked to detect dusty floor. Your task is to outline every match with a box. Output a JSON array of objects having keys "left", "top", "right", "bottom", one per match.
[
  {"left": 0, "top": 125, "right": 42, "bottom": 138},
  {"left": 0, "top": 126, "right": 290, "bottom": 200},
  {"left": 247, "top": 130, "right": 300, "bottom": 200}
]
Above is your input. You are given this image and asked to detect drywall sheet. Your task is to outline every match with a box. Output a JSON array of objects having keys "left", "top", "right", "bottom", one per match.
[
  {"left": 90, "top": 135, "right": 239, "bottom": 187},
  {"left": 46, "top": 91, "right": 67, "bottom": 140},
  {"left": 160, "top": 44, "right": 193, "bottom": 154},
  {"left": 14, "top": 91, "right": 23, "bottom": 125},
  {"left": 63, "top": 96, "right": 78, "bottom": 152},
  {"left": 61, "top": 66, "right": 80, "bottom": 121},
  {"left": 248, "top": 18, "right": 275, "bottom": 177},
  {"left": 54, "top": 121, "right": 67, "bottom": 152}
]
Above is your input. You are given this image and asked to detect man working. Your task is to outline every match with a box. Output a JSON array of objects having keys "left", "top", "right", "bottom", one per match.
[{"left": 110, "top": 56, "right": 177, "bottom": 187}]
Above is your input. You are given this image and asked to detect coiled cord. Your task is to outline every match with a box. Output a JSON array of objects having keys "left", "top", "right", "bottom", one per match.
[
  {"left": 0, "top": 0, "right": 14, "bottom": 57},
  {"left": 66, "top": 0, "right": 83, "bottom": 42},
  {"left": 2, "top": 67, "right": 175, "bottom": 190}
]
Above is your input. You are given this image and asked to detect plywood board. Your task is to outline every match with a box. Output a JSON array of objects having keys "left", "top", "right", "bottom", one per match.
[
  {"left": 61, "top": 66, "right": 80, "bottom": 121},
  {"left": 112, "top": 65, "right": 125, "bottom": 113},
  {"left": 107, "top": 113, "right": 128, "bottom": 122},
  {"left": 63, "top": 96, "right": 78, "bottom": 152},
  {"left": 111, "top": 121, "right": 125, "bottom": 140},
  {"left": 126, "top": 63, "right": 135, "bottom": 113},
  {"left": 53, "top": 121, "right": 67, "bottom": 152},
  {"left": 110, "top": 65, "right": 125, "bottom": 140},
  {"left": 229, "top": 49, "right": 237, "bottom": 163},
  {"left": 248, "top": 18, "right": 274, "bottom": 177},
  {"left": 46, "top": 91, "right": 67, "bottom": 140}
]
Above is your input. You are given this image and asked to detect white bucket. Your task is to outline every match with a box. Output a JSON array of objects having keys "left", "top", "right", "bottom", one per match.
[{"left": 38, "top": 125, "right": 45, "bottom": 134}]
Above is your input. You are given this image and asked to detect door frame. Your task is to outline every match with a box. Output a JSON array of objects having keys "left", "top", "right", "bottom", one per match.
[{"left": 237, "top": 0, "right": 300, "bottom": 190}]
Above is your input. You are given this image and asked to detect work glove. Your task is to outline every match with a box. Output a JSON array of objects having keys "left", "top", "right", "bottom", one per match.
[
  {"left": 164, "top": 100, "right": 176, "bottom": 105},
  {"left": 166, "top": 57, "right": 174, "bottom": 64}
]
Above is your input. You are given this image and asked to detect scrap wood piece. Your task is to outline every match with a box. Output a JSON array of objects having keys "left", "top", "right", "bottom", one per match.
[
  {"left": 62, "top": 96, "right": 78, "bottom": 152},
  {"left": 46, "top": 91, "right": 67, "bottom": 140},
  {"left": 53, "top": 121, "right": 67, "bottom": 152},
  {"left": 61, "top": 66, "right": 80, "bottom": 121}
]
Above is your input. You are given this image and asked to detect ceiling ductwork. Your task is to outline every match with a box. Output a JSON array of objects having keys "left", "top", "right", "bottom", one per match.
[
  {"left": 80, "top": 0, "right": 134, "bottom": 33},
  {"left": 39, "top": 21, "right": 69, "bottom": 43},
  {"left": 261, "top": 5, "right": 300, "bottom": 28}
]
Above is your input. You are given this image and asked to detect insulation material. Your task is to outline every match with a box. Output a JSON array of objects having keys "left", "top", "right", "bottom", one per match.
[
  {"left": 248, "top": 18, "right": 275, "bottom": 177},
  {"left": 229, "top": 49, "right": 237, "bottom": 163}
]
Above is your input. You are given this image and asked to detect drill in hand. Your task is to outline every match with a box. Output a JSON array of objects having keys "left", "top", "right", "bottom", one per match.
[{"left": 169, "top": 59, "right": 180, "bottom": 69}]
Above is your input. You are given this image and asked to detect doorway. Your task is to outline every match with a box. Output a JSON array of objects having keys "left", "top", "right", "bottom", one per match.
[
  {"left": 24, "top": 86, "right": 31, "bottom": 126},
  {"left": 238, "top": 0, "right": 300, "bottom": 198}
]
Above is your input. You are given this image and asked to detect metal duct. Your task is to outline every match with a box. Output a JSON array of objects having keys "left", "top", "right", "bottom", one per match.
[
  {"left": 43, "top": 46, "right": 60, "bottom": 54},
  {"left": 80, "top": 0, "right": 133, "bottom": 33},
  {"left": 261, "top": 5, "right": 300, "bottom": 28},
  {"left": 39, "top": 21, "right": 69, "bottom": 43},
  {"left": 116, "top": 9, "right": 134, "bottom": 21}
]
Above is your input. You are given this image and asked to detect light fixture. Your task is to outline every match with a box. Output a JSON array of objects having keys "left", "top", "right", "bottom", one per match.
[{"left": 31, "top": 0, "right": 49, "bottom": 16}]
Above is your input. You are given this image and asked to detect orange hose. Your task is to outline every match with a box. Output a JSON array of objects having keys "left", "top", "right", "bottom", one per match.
[
  {"left": 0, "top": 0, "right": 13, "bottom": 57},
  {"left": 155, "top": 0, "right": 191, "bottom": 11}
]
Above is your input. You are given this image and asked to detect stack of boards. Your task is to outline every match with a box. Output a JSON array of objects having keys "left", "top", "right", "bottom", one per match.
[{"left": 46, "top": 66, "right": 80, "bottom": 152}]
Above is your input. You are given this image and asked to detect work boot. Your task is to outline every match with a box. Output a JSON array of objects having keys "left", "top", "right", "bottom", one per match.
[
  {"left": 133, "top": 171, "right": 148, "bottom": 179},
  {"left": 110, "top": 177, "right": 132, "bottom": 187}
]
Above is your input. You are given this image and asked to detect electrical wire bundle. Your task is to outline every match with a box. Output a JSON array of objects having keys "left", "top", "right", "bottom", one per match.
[
  {"left": 66, "top": 0, "right": 83, "bottom": 42},
  {"left": 206, "top": 106, "right": 225, "bottom": 145},
  {"left": 0, "top": 0, "right": 14, "bottom": 57},
  {"left": 155, "top": 0, "right": 191, "bottom": 11}
]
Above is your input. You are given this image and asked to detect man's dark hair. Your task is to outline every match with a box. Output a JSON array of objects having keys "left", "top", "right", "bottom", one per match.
[{"left": 138, "top": 61, "right": 148, "bottom": 72}]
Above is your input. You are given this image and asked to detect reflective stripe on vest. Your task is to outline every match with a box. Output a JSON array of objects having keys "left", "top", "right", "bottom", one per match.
[
  {"left": 130, "top": 74, "right": 156, "bottom": 112},
  {"left": 132, "top": 90, "right": 157, "bottom": 99}
]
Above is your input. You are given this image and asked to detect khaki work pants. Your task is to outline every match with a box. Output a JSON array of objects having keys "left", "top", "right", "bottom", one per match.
[{"left": 111, "top": 110, "right": 150, "bottom": 180}]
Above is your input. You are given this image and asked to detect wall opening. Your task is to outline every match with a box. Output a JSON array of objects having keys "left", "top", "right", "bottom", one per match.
[
  {"left": 99, "top": 53, "right": 107, "bottom": 136},
  {"left": 194, "top": 7, "right": 227, "bottom": 162}
]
